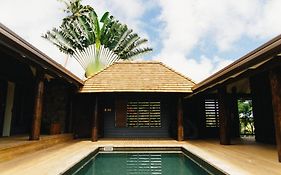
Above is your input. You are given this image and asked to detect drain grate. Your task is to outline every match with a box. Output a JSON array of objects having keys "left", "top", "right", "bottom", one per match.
[{"left": 103, "top": 146, "right": 114, "bottom": 152}]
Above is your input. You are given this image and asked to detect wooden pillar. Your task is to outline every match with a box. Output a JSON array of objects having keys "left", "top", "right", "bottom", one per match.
[
  {"left": 67, "top": 87, "right": 77, "bottom": 133},
  {"left": 92, "top": 96, "right": 98, "bottom": 142},
  {"left": 177, "top": 97, "right": 184, "bottom": 141},
  {"left": 250, "top": 73, "right": 275, "bottom": 143},
  {"left": 218, "top": 87, "right": 231, "bottom": 145},
  {"left": 30, "top": 73, "right": 45, "bottom": 140},
  {"left": 269, "top": 68, "right": 281, "bottom": 162},
  {"left": 231, "top": 87, "right": 240, "bottom": 138},
  {"left": 66, "top": 89, "right": 74, "bottom": 133}
]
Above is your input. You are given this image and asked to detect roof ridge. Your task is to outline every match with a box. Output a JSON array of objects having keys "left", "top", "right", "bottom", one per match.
[
  {"left": 158, "top": 62, "right": 196, "bottom": 85},
  {"left": 114, "top": 61, "right": 160, "bottom": 64}
]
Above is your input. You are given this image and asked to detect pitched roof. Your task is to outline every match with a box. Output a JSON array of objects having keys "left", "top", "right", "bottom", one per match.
[
  {"left": 192, "top": 33, "right": 281, "bottom": 94},
  {"left": 0, "top": 23, "right": 84, "bottom": 86},
  {"left": 80, "top": 61, "right": 195, "bottom": 93}
]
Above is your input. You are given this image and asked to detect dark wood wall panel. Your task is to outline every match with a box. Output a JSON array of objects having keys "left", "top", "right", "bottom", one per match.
[
  {"left": 73, "top": 94, "right": 92, "bottom": 138},
  {"left": 115, "top": 99, "right": 127, "bottom": 128},
  {"left": 0, "top": 52, "right": 35, "bottom": 136},
  {"left": 103, "top": 94, "right": 176, "bottom": 138}
]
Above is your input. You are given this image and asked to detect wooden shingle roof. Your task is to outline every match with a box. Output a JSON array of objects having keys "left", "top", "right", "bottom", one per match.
[{"left": 80, "top": 61, "right": 195, "bottom": 93}]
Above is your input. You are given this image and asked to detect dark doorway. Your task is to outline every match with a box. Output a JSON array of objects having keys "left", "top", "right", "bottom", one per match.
[
  {"left": 10, "top": 83, "right": 34, "bottom": 135},
  {"left": 73, "top": 94, "right": 92, "bottom": 138}
]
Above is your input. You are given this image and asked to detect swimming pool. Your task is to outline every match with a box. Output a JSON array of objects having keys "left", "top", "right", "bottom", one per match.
[{"left": 63, "top": 147, "right": 226, "bottom": 175}]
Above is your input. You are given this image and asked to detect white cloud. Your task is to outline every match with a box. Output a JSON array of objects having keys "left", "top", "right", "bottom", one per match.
[
  {"left": 0, "top": 0, "right": 154, "bottom": 79},
  {"left": 0, "top": 0, "right": 85, "bottom": 77},
  {"left": 154, "top": 0, "right": 281, "bottom": 82},
  {"left": 249, "top": 0, "right": 281, "bottom": 38},
  {"left": 87, "top": 0, "right": 153, "bottom": 40},
  {"left": 1, "top": 0, "right": 281, "bottom": 82},
  {"left": 155, "top": 53, "right": 232, "bottom": 83},
  {"left": 0, "top": 0, "right": 64, "bottom": 58}
]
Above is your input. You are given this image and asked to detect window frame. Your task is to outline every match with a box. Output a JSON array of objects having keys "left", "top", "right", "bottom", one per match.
[
  {"left": 204, "top": 98, "right": 220, "bottom": 128},
  {"left": 126, "top": 100, "right": 161, "bottom": 128}
]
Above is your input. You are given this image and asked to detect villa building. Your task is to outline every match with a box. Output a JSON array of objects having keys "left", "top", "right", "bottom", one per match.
[{"left": 0, "top": 23, "right": 281, "bottom": 174}]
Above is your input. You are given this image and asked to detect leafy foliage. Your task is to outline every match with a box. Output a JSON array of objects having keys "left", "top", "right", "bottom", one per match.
[
  {"left": 238, "top": 99, "right": 254, "bottom": 135},
  {"left": 43, "top": 0, "right": 152, "bottom": 77}
]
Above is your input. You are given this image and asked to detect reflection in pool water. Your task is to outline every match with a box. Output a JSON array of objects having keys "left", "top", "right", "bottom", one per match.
[
  {"left": 75, "top": 153, "right": 210, "bottom": 175},
  {"left": 126, "top": 154, "right": 162, "bottom": 174}
]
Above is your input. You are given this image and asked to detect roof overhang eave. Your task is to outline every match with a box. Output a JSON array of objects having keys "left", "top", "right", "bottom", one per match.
[
  {"left": 192, "top": 33, "right": 281, "bottom": 94},
  {"left": 79, "top": 90, "right": 193, "bottom": 93},
  {"left": 0, "top": 23, "right": 84, "bottom": 86}
]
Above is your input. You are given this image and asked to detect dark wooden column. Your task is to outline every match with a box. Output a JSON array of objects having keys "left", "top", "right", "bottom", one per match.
[
  {"left": 218, "top": 87, "right": 231, "bottom": 145},
  {"left": 92, "top": 96, "right": 99, "bottom": 142},
  {"left": 269, "top": 68, "right": 281, "bottom": 162},
  {"left": 231, "top": 87, "right": 240, "bottom": 138},
  {"left": 250, "top": 73, "right": 275, "bottom": 143},
  {"left": 177, "top": 97, "right": 184, "bottom": 141},
  {"left": 66, "top": 87, "right": 75, "bottom": 133},
  {"left": 30, "top": 73, "right": 45, "bottom": 140}
]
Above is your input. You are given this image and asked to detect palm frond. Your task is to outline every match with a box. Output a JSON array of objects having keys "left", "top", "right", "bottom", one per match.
[
  {"left": 121, "top": 47, "right": 153, "bottom": 60},
  {"left": 133, "top": 38, "right": 148, "bottom": 47},
  {"left": 119, "top": 33, "right": 140, "bottom": 54},
  {"left": 43, "top": 28, "right": 75, "bottom": 54},
  {"left": 44, "top": 0, "right": 153, "bottom": 77},
  {"left": 113, "top": 28, "right": 132, "bottom": 51},
  {"left": 77, "top": 15, "right": 94, "bottom": 43}
]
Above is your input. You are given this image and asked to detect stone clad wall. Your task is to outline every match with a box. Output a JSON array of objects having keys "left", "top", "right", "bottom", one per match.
[{"left": 42, "top": 79, "right": 70, "bottom": 134}]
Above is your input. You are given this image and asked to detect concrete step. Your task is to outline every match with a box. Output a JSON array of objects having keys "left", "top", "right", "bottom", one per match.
[{"left": 0, "top": 134, "right": 73, "bottom": 162}]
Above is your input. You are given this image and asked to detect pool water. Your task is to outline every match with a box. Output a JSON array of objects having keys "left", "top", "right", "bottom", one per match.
[{"left": 74, "top": 153, "right": 211, "bottom": 175}]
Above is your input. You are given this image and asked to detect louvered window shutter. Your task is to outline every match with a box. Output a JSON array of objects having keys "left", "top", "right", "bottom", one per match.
[{"left": 205, "top": 99, "right": 219, "bottom": 128}]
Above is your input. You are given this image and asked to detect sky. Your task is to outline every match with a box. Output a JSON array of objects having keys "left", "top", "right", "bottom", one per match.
[{"left": 1, "top": 0, "right": 281, "bottom": 82}]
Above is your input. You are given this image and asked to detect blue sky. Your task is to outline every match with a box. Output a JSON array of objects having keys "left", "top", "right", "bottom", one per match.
[{"left": 1, "top": 0, "right": 281, "bottom": 82}]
